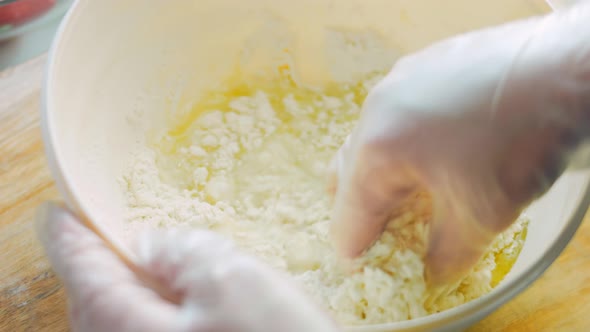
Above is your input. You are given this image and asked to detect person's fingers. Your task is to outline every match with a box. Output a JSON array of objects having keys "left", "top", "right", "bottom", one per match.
[
  {"left": 330, "top": 142, "right": 417, "bottom": 258},
  {"left": 138, "top": 228, "right": 340, "bottom": 332},
  {"left": 423, "top": 198, "right": 494, "bottom": 287},
  {"left": 327, "top": 133, "right": 353, "bottom": 197},
  {"left": 136, "top": 228, "right": 237, "bottom": 301},
  {"left": 35, "top": 202, "right": 187, "bottom": 332},
  {"left": 326, "top": 150, "right": 341, "bottom": 197},
  {"left": 422, "top": 167, "right": 519, "bottom": 287}
]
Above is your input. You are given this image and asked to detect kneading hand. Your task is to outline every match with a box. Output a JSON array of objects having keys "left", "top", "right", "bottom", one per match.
[
  {"left": 329, "top": 3, "right": 590, "bottom": 286},
  {"left": 37, "top": 202, "right": 339, "bottom": 332}
]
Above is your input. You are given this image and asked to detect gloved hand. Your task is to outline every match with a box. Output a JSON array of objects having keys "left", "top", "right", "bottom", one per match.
[
  {"left": 329, "top": 2, "right": 590, "bottom": 286},
  {"left": 36, "top": 202, "right": 339, "bottom": 332}
]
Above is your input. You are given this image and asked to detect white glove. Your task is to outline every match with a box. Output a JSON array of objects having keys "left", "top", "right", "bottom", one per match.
[
  {"left": 37, "top": 202, "right": 339, "bottom": 332},
  {"left": 330, "top": 2, "right": 590, "bottom": 286}
]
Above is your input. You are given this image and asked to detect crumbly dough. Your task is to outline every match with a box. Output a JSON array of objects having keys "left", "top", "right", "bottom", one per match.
[{"left": 122, "top": 77, "right": 528, "bottom": 325}]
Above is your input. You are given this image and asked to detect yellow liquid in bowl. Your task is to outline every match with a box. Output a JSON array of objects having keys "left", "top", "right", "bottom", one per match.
[{"left": 147, "top": 66, "right": 528, "bottom": 319}]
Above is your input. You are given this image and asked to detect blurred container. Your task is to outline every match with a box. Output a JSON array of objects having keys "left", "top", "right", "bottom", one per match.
[
  {"left": 546, "top": 0, "right": 585, "bottom": 8},
  {"left": 0, "top": 0, "right": 72, "bottom": 41}
]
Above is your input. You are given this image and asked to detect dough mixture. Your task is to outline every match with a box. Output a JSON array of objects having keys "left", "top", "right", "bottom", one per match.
[{"left": 123, "top": 71, "right": 528, "bottom": 325}]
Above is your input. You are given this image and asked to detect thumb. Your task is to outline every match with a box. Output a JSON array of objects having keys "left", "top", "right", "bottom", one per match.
[
  {"left": 424, "top": 198, "right": 495, "bottom": 287},
  {"left": 35, "top": 202, "right": 139, "bottom": 298},
  {"left": 422, "top": 169, "right": 518, "bottom": 287},
  {"left": 35, "top": 202, "right": 183, "bottom": 332}
]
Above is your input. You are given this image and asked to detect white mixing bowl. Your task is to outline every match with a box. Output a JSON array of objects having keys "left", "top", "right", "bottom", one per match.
[{"left": 42, "top": 0, "right": 590, "bottom": 331}]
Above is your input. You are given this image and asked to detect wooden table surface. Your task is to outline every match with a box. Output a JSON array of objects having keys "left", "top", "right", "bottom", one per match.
[{"left": 2, "top": 6, "right": 590, "bottom": 330}]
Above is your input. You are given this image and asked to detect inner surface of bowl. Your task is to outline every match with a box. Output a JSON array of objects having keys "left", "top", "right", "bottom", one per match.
[{"left": 44, "top": 0, "right": 590, "bottom": 331}]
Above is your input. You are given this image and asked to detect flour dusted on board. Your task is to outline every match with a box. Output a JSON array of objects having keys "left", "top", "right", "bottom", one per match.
[{"left": 122, "top": 75, "right": 528, "bottom": 325}]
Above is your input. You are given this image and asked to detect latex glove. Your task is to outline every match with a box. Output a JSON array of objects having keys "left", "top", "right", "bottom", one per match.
[
  {"left": 329, "top": 3, "right": 590, "bottom": 286},
  {"left": 36, "top": 202, "right": 339, "bottom": 332}
]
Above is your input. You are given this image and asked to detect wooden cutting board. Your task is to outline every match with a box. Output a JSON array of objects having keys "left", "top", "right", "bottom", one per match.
[{"left": 2, "top": 7, "right": 590, "bottom": 331}]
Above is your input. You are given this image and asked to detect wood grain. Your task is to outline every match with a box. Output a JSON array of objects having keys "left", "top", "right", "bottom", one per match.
[
  {"left": 0, "top": 56, "right": 67, "bottom": 332},
  {"left": 1, "top": 4, "right": 589, "bottom": 330}
]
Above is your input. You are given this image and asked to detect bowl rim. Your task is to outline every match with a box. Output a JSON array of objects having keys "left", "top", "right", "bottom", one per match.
[
  {"left": 41, "top": 1, "right": 590, "bottom": 330},
  {"left": 40, "top": 0, "right": 137, "bottom": 263}
]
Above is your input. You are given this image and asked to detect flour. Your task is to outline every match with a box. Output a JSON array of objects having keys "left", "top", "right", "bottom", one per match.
[{"left": 122, "top": 78, "right": 528, "bottom": 325}]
